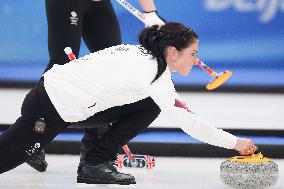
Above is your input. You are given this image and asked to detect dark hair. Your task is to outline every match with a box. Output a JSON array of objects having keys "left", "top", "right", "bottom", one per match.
[{"left": 139, "top": 22, "right": 198, "bottom": 83}]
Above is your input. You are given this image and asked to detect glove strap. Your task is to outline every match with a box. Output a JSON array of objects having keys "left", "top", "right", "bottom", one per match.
[
  {"left": 143, "top": 10, "right": 167, "bottom": 24},
  {"left": 143, "top": 10, "right": 157, "bottom": 13}
]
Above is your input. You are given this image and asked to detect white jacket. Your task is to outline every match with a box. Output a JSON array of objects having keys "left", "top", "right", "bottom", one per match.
[{"left": 43, "top": 44, "right": 237, "bottom": 149}]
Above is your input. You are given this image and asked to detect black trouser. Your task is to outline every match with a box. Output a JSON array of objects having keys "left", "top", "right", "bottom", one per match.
[
  {"left": 0, "top": 82, "right": 68, "bottom": 174},
  {"left": 44, "top": 0, "right": 122, "bottom": 160},
  {"left": 44, "top": 0, "right": 121, "bottom": 72},
  {"left": 81, "top": 97, "right": 161, "bottom": 164},
  {"left": 0, "top": 81, "right": 161, "bottom": 174}
]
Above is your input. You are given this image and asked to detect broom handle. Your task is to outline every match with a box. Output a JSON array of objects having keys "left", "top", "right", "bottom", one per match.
[
  {"left": 122, "top": 145, "right": 136, "bottom": 161},
  {"left": 64, "top": 47, "right": 76, "bottom": 60},
  {"left": 114, "top": 0, "right": 145, "bottom": 23},
  {"left": 196, "top": 59, "right": 218, "bottom": 78}
]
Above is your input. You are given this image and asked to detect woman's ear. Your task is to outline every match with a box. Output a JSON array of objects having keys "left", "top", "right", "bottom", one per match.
[
  {"left": 165, "top": 46, "right": 178, "bottom": 72},
  {"left": 167, "top": 46, "right": 178, "bottom": 61}
]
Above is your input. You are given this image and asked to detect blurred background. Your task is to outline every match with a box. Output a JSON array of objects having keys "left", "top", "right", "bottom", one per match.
[
  {"left": 0, "top": 0, "right": 284, "bottom": 157},
  {"left": 1, "top": 0, "right": 284, "bottom": 88}
]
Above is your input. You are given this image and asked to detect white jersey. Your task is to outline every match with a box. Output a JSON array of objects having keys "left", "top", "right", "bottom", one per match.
[{"left": 43, "top": 44, "right": 237, "bottom": 149}]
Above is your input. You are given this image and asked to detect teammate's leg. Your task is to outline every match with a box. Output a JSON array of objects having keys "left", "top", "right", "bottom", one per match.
[
  {"left": 82, "top": 0, "right": 121, "bottom": 51},
  {"left": 44, "top": 0, "right": 85, "bottom": 72}
]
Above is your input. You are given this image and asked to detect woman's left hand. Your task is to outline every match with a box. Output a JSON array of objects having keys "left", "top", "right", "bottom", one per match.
[{"left": 143, "top": 11, "right": 165, "bottom": 27}]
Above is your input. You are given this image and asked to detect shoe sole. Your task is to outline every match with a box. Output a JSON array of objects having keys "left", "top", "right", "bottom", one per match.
[
  {"left": 26, "top": 161, "right": 47, "bottom": 172},
  {"left": 77, "top": 176, "right": 136, "bottom": 185}
]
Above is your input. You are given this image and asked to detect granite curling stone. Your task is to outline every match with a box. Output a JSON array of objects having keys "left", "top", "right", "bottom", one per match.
[{"left": 220, "top": 151, "right": 279, "bottom": 189}]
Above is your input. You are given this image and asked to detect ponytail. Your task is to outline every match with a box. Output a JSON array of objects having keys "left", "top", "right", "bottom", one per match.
[{"left": 139, "top": 25, "right": 167, "bottom": 83}]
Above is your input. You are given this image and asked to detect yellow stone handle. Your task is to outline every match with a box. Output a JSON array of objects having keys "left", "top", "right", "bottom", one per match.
[{"left": 229, "top": 147, "right": 273, "bottom": 163}]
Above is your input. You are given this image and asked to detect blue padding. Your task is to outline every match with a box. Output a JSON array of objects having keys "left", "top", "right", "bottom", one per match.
[
  {"left": 1, "top": 63, "right": 284, "bottom": 87},
  {"left": 52, "top": 131, "right": 284, "bottom": 145},
  {"left": 1, "top": 1, "right": 284, "bottom": 87},
  {"left": 54, "top": 133, "right": 83, "bottom": 141},
  {"left": 1, "top": 130, "right": 283, "bottom": 145}
]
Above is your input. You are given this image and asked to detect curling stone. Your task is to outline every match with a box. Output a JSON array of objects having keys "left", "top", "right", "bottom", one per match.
[{"left": 220, "top": 151, "right": 279, "bottom": 189}]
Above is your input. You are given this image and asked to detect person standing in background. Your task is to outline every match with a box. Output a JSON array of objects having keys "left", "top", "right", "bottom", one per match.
[{"left": 26, "top": 0, "right": 165, "bottom": 174}]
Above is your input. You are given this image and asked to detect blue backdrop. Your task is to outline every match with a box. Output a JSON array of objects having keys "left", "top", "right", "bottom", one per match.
[{"left": 0, "top": 0, "right": 284, "bottom": 87}]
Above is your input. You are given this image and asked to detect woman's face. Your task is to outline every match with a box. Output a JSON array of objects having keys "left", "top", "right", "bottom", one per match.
[{"left": 167, "top": 40, "right": 199, "bottom": 76}]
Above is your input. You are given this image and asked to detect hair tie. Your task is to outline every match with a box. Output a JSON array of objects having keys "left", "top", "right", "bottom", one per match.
[{"left": 151, "top": 30, "right": 163, "bottom": 42}]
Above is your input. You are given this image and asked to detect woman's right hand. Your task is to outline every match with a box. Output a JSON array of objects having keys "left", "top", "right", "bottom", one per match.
[{"left": 234, "top": 138, "right": 257, "bottom": 155}]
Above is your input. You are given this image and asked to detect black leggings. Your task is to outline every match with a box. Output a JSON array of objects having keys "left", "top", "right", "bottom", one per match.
[
  {"left": 0, "top": 81, "right": 161, "bottom": 174},
  {"left": 44, "top": 0, "right": 121, "bottom": 72}
]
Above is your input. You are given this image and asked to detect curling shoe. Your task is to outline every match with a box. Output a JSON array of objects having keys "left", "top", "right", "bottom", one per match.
[
  {"left": 77, "top": 161, "right": 136, "bottom": 185},
  {"left": 26, "top": 150, "right": 48, "bottom": 172}
]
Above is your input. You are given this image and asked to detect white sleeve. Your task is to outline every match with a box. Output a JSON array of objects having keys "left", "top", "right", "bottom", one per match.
[{"left": 149, "top": 71, "right": 238, "bottom": 149}]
